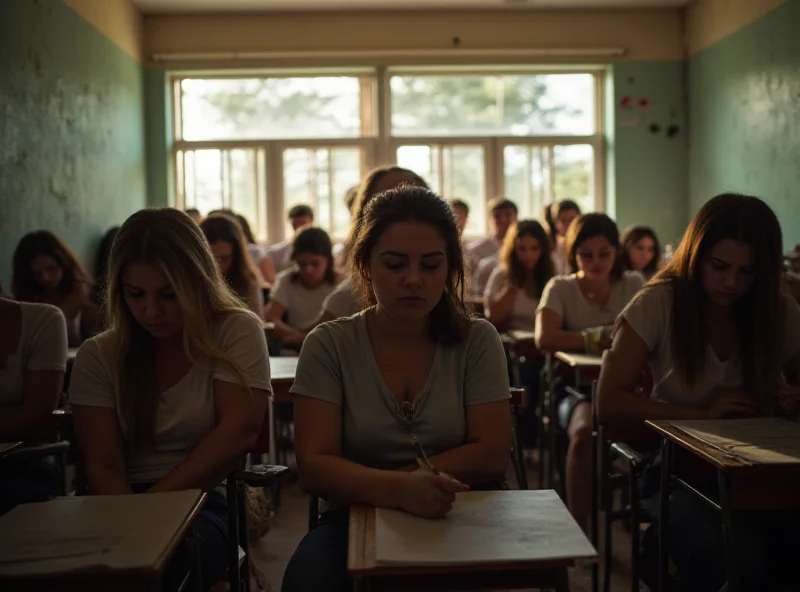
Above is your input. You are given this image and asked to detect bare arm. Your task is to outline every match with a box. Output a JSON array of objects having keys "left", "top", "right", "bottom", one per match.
[
  {"left": 535, "top": 308, "right": 585, "bottom": 352},
  {"left": 294, "top": 395, "right": 407, "bottom": 508},
  {"left": 0, "top": 369, "right": 63, "bottom": 441},
  {"left": 424, "top": 400, "right": 511, "bottom": 485},
  {"left": 259, "top": 255, "right": 276, "bottom": 285},
  {"left": 596, "top": 319, "right": 707, "bottom": 426},
  {"left": 484, "top": 285, "right": 517, "bottom": 328},
  {"left": 73, "top": 405, "right": 133, "bottom": 494},
  {"left": 149, "top": 381, "right": 267, "bottom": 493},
  {"left": 264, "top": 300, "right": 304, "bottom": 343}
]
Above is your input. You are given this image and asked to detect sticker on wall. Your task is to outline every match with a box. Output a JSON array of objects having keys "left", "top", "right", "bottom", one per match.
[{"left": 619, "top": 95, "right": 640, "bottom": 126}]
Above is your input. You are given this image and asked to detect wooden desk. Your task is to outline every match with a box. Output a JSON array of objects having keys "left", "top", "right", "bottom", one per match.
[
  {"left": 553, "top": 351, "right": 603, "bottom": 385},
  {"left": 348, "top": 490, "right": 596, "bottom": 592},
  {"left": 0, "top": 489, "right": 207, "bottom": 592},
  {"left": 268, "top": 356, "right": 298, "bottom": 464},
  {"left": 0, "top": 442, "right": 22, "bottom": 458},
  {"left": 647, "top": 419, "right": 800, "bottom": 592},
  {"left": 505, "top": 330, "right": 541, "bottom": 360}
]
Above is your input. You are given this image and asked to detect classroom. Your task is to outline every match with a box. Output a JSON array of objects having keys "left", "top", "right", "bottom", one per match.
[{"left": 1, "top": 0, "right": 799, "bottom": 591}]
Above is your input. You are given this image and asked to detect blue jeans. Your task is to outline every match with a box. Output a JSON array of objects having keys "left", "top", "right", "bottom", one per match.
[{"left": 132, "top": 484, "right": 229, "bottom": 592}]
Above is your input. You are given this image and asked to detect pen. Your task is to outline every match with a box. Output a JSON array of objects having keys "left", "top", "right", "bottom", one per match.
[{"left": 412, "top": 435, "right": 440, "bottom": 475}]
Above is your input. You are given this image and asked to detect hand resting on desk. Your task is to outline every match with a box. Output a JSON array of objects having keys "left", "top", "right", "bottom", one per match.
[
  {"left": 399, "top": 469, "right": 469, "bottom": 519},
  {"left": 707, "top": 391, "right": 760, "bottom": 419}
]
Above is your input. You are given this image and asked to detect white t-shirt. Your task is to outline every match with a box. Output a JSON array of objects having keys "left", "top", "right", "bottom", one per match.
[
  {"left": 483, "top": 268, "right": 539, "bottom": 331},
  {"left": 621, "top": 282, "right": 800, "bottom": 407},
  {"left": 68, "top": 311, "right": 272, "bottom": 484},
  {"left": 472, "top": 253, "right": 500, "bottom": 295},
  {"left": 0, "top": 303, "right": 67, "bottom": 405},
  {"left": 537, "top": 271, "right": 645, "bottom": 332},
  {"left": 466, "top": 237, "right": 501, "bottom": 272},
  {"left": 268, "top": 241, "right": 293, "bottom": 273},
  {"left": 271, "top": 268, "right": 339, "bottom": 331},
  {"left": 322, "top": 278, "right": 362, "bottom": 319}
]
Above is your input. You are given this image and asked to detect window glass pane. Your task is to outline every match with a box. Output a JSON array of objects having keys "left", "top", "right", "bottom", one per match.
[
  {"left": 181, "top": 77, "right": 364, "bottom": 141},
  {"left": 282, "top": 148, "right": 362, "bottom": 241},
  {"left": 182, "top": 149, "right": 223, "bottom": 216},
  {"left": 397, "top": 144, "right": 485, "bottom": 237},
  {"left": 503, "top": 143, "right": 594, "bottom": 220},
  {"left": 391, "top": 74, "right": 595, "bottom": 137}
]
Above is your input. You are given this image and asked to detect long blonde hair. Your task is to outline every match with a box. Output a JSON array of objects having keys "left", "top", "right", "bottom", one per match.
[{"left": 107, "top": 208, "right": 254, "bottom": 453}]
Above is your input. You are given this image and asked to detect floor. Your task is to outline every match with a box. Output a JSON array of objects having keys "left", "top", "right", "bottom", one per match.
[{"left": 249, "top": 463, "right": 651, "bottom": 592}]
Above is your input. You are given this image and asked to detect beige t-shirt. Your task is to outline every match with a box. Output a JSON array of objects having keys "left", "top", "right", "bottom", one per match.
[
  {"left": 537, "top": 271, "right": 645, "bottom": 332},
  {"left": 483, "top": 268, "right": 539, "bottom": 331},
  {"left": 268, "top": 241, "right": 293, "bottom": 273},
  {"left": 271, "top": 268, "right": 339, "bottom": 331},
  {"left": 621, "top": 282, "right": 800, "bottom": 406},
  {"left": 68, "top": 311, "right": 272, "bottom": 484},
  {"left": 466, "top": 237, "right": 501, "bottom": 274},
  {"left": 0, "top": 303, "right": 67, "bottom": 405},
  {"left": 471, "top": 253, "right": 499, "bottom": 296},
  {"left": 322, "top": 278, "right": 362, "bottom": 319}
]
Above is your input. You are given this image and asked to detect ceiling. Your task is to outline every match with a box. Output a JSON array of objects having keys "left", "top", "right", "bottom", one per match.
[{"left": 133, "top": 0, "right": 692, "bottom": 14}]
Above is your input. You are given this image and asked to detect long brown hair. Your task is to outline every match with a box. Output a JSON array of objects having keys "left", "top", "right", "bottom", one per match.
[
  {"left": 650, "top": 193, "right": 784, "bottom": 408},
  {"left": 620, "top": 225, "right": 660, "bottom": 277},
  {"left": 200, "top": 214, "right": 260, "bottom": 301},
  {"left": 349, "top": 185, "right": 470, "bottom": 345},
  {"left": 12, "top": 230, "right": 92, "bottom": 301},
  {"left": 290, "top": 226, "right": 337, "bottom": 285},
  {"left": 107, "top": 208, "right": 255, "bottom": 453},
  {"left": 500, "top": 220, "right": 553, "bottom": 299}
]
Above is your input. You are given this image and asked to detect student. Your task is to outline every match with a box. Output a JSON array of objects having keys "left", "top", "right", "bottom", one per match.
[
  {"left": 333, "top": 186, "right": 360, "bottom": 271},
  {"left": 265, "top": 226, "right": 340, "bottom": 350},
  {"left": 185, "top": 208, "right": 203, "bottom": 225},
  {"left": 550, "top": 200, "right": 582, "bottom": 276},
  {"left": 12, "top": 230, "right": 98, "bottom": 348},
  {"left": 201, "top": 215, "right": 264, "bottom": 318},
  {"left": 484, "top": 220, "right": 553, "bottom": 331},
  {"left": 597, "top": 194, "right": 800, "bottom": 592},
  {"left": 0, "top": 287, "right": 68, "bottom": 515},
  {"left": 534, "top": 213, "right": 643, "bottom": 530},
  {"left": 69, "top": 208, "right": 270, "bottom": 591},
  {"left": 448, "top": 198, "right": 470, "bottom": 237},
  {"left": 233, "top": 213, "right": 276, "bottom": 285},
  {"left": 282, "top": 185, "right": 511, "bottom": 592},
  {"left": 312, "top": 165, "right": 429, "bottom": 326},
  {"left": 466, "top": 198, "right": 517, "bottom": 276},
  {"left": 269, "top": 205, "right": 315, "bottom": 273},
  {"left": 620, "top": 225, "right": 660, "bottom": 279},
  {"left": 93, "top": 226, "right": 120, "bottom": 308}
]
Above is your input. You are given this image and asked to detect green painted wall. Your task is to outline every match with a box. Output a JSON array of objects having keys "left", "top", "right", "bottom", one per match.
[
  {"left": 144, "top": 67, "right": 173, "bottom": 207},
  {"left": 688, "top": 0, "right": 800, "bottom": 250},
  {"left": 0, "top": 0, "right": 147, "bottom": 288},
  {"left": 607, "top": 61, "right": 688, "bottom": 249}
]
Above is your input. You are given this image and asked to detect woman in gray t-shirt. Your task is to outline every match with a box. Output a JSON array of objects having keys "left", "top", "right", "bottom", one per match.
[{"left": 283, "top": 186, "right": 511, "bottom": 592}]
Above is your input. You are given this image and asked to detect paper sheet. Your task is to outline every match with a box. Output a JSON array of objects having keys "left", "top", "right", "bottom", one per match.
[
  {"left": 670, "top": 418, "right": 800, "bottom": 465},
  {"left": 374, "top": 490, "right": 596, "bottom": 566}
]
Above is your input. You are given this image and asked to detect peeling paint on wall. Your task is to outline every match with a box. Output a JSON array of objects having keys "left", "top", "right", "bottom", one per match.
[{"left": 0, "top": 0, "right": 147, "bottom": 287}]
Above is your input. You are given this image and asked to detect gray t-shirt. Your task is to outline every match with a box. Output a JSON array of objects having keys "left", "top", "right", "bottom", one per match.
[
  {"left": 322, "top": 279, "right": 362, "bottom": 319},
  {"left": 0, "top": 303, "right": 67, "bottom": 405},
  {"left": 483, "top": 268, "right": 539, "bottom": 331},
  {"left": 290, "top": 313, "right": 510, "bottom": 471},
  {"left": 69, "top": 311, "right": 272, "bottom": 484},
  {"left": 537, "top": 271, "right": 645, "bottom": 331},
  {"left": 621, "top": 282, "right": 800, "bottom": 406}
]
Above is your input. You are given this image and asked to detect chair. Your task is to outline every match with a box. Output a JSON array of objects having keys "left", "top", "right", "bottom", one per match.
[
  {"left": 308, "top": 388, "right": 531, "bottom": 532},
  {"left": 226, "top": 408, "right": 290, "bottom": 592}
]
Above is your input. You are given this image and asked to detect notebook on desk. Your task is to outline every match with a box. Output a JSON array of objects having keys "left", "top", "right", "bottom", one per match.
[
  {"left": 374, "top": 490, "right": 596, "bottom": 566},
  {"left": 669, "top": 417, "right": 800, "bottom": 465}
]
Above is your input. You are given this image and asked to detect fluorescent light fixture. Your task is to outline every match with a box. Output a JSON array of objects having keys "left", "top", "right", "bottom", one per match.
[{"left": 151, "top": 47, "right": 627, "bottom": 62}]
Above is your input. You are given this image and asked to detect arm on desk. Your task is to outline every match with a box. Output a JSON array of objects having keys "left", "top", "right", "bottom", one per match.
[
  {"left": 596, "top": 320, "right": 707, "bottom": 426},
  {"left": 535, "top": 308, "right": 585, "bottom": 352},
  {"left": 264, "top": 300, "right": 306, "bottom": 346},
  {"left": 73, "top": 405, "right": 133, "bottom": 494},
  {"left": 150, "top": 382, "right": 267, "bottom": 493},
  {"left": 484, "top": 285, "right": 517, "bottom": 328}
]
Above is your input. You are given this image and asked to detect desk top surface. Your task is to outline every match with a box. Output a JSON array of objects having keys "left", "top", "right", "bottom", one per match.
[
  {"left": 0, "top": 442, "right": 22, "bottom": 457},
  {"left": 0, "top": 490, "right": 206, "bottom": 578},
  {"left": 554, "top": 351, "right": 603, "bottom": 368},
  {"left": 270, "top": 356, "right": 298, "bottom": 383}
]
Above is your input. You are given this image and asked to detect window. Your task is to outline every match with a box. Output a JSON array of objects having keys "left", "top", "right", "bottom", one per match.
[{"left": 172, "top": 69, "right": 603, "bottom": 243}]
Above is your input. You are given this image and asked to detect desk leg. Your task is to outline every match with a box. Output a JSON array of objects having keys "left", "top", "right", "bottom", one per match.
[
  {"left": 718, "top": 471, "right": 741, "bottom": 592},
  {"left": 268, "top": 398, "right": 276, "bottom": 466},
  {"left": 658, "top": 439, "right": 671, "bottom": 592},
  {"left": 352, "top": 575, "right": 365, "bottom": 592}
]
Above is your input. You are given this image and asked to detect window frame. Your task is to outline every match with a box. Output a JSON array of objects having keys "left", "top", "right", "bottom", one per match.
[{"left": 170, "top": 66, "right": 606, "bottom": 243}]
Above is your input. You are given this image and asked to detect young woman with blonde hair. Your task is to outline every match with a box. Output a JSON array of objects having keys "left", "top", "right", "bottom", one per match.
[{"left": 69, "top": 208, "right": 271, "bottom": 591}]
